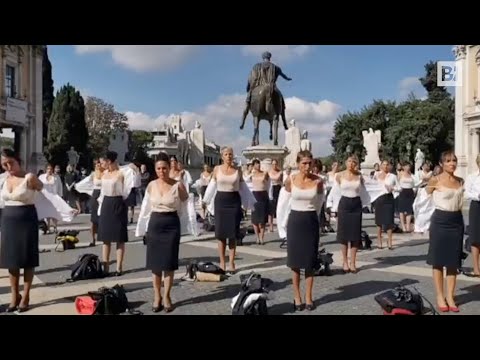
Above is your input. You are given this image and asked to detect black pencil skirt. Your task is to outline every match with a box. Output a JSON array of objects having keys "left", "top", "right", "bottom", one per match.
[
  {"left": 90, "top": 189, "right": 101, "bottom": 225},
  {"left": 269, "top": 184, "right": 281, "bottom": 217},
  {"left": 214, "top": 191, "right": 242, "bottom": 240},
  {"left": 397, "top": 188, "right": 415, "bottom": 215},
  {"left": 252, "top": 190, "right": 269, "bottom": 225},
  {"left": 0, "top": 205, "right": 39, "bottom": 269},
  {"left": 469, "top": 200, "right": 480, "bottom": 246},
  {"left": 427, "top": 210, "right": 464, "bottom": 269},
  {"left": 98, "top": 196, "right": 128, "bottom": 243},
  {"left": 287, "top": 210, "right": 319, "bottom": 271},
  {"left": 375, "top": 193, "right": 395, "bottom": 230},
  {"left": 336, "top": 196, "right": 362, "bottom": 245},
  {"left": 146, "top": 212, "right": 181, "bottom": 272}
]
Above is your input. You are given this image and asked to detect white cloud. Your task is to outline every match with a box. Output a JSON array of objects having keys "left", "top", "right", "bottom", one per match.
[
  {"left": 126, "top": 94, "right": 341, "bottom": 158},
  {"left": 74, "top": 45, "right": 200, "bottom": 72},
  {"left": 398, "top": 76, "right": 427, "bottom": 100},
  {"left": 241, "top": 45, "right": 311, "bottom": 61}
]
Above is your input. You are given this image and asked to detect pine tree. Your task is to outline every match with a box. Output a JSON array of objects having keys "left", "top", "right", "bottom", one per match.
[
  {"left": 42, "top": 46, "right": 54, "bottom": 149},
  {"left": 45, "top": 84, "right": 89, "bottom": 169}
]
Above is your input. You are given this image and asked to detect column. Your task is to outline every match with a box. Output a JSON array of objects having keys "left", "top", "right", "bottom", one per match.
[
  {"left": 0, "top": 46, "right": 4, "bottom": 99},
  {"left": 454, "top": 45, "right": 467, "bottom": 177},
  {"left": 474, "top": 129, "right": 480, "bottom": 156},
  {"left": 21, "top": 46, "right": 30, "bottom": 101},
  {"left": 476, "top": 49, "right": 480, "bottom": 105}
]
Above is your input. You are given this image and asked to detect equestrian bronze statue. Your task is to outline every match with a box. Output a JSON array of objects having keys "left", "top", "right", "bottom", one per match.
[{"left": 240, "top": 51, "right": 290, "bottom": 146}]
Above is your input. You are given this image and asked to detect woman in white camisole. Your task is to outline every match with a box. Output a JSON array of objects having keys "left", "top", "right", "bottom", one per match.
[
  {"left": 374, "top": 160, "right": 398, "bottom": 249},
  {"left": 465, "top": 154, "right": 480, "bottom": 277},
  {"left": 268, "top": 159, "right": 283, "bottom": 232},
  {"left": 251, "top": 159, "right": 270, "bottom": 244},
  {"left": 38, "top": 163, "right": 63, "bottom": 234},
  {"left": 0, "top": 149, "right": 44, "bottom": 313},
  {"left": 425, "top": 150, "right": 464, "bottom": 312},
  {"left": 284, "top": 150, "right": 323, "bottom": 311},
  {"left": 140, "top": 153, "right": 189, "bottom": 313},
  {"left": 336, "top": 155, "right": 367, "bottom": 273},
  {"left": 397, "top": 162, "right": 416, "bottom": 232},
  {"left": 98, "top": 151, "right": 132, "bottom": 276}
]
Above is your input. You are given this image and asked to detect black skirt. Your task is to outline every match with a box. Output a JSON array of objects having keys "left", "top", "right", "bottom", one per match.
[
  {"left": 375, "top": 193, "right": 395, "bottom": 229},
  {"left": 336, "top": 196, "right": 362, "bottom": 244},
  {"left": 269, "top": 184, "right": 281, "bottom": 217},
  {"left": 90, "top": 189, "right": 101, "bottom": 225},
  {"left": 427, "top": 210, "right": 464, "bottom": 269},
  {"left": 146, "top": 212, "right": 181, "bottom": 272},
  {"left": 287, "top": 210, "right": 319, "bottom": 270},
  {"left": 469, "top": 201, "right": 480, "bottom": 246},
  {"left": 0, "top": 205, "right": 39, "bottom": 269},
  {"left": 214, "top": 191, "right": 242, "bottom": 240},
  {"left": 398, "top": 188, "right": 415, "bottom": 215},
  {"left": 199, "top": 185, "right": 208, "bottom": 198},
  {"left": 252, "top": 190, "right": 269, "bottom": 225},
  {"left": 125, "top": 188, "right": 137, "bottom": 207},
  {"left": 98, "top": 196, "right": 128, "bottom": 243}
]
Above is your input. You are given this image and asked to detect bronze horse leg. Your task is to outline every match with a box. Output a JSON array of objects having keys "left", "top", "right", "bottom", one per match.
[
  {"left": 252, "top": 116, "right": 260, "bottom": 146},
  {"left": 272, "top": 115, "right": 279, "bottom": 146}
]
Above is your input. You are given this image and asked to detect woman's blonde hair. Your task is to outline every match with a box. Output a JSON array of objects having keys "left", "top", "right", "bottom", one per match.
[{"left": 221, "top": 146, "right": 234, "bottom": 156}]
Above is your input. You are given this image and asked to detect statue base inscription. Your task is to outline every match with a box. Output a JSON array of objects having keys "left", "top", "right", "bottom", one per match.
[{"left": 242, "top": 144, "right": 288, "bottom": 172}]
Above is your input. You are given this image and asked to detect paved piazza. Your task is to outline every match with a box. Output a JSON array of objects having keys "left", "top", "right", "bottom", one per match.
[{"left": 1, "top": 209, "right": 479, "bottom": 315}]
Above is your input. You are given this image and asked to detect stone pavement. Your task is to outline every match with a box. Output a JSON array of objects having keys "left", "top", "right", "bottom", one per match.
[{"left": 1, "top": 212, "right": 480, "bottom": 315}]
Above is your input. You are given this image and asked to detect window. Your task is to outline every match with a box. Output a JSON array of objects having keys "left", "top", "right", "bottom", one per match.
[{"left": 5, "top": 65, "right": 15, "bottom": 98}]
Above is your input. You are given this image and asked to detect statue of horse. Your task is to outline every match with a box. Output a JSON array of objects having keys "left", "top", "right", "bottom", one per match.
[{"left": 240, "top": 84, "right": 288, "bottom": 146}]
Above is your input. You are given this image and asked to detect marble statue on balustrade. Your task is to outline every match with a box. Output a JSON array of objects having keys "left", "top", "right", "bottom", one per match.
[
  {"left": 415, "top": 148, "right": 425, "bottom": 172},
  {"left": 361, "top": 128, "right": 381, "bottom": 166},
  {"left": 284, "top": 118, "right": 301, "bottom": 169},
  {"left": 300, "top": 130, "right": 312, "bottom": 152},
  {"left": 67, "top": 146, "right": 80, "bottom": 169},
  {"left": 189, "top": 120, "right": 205, "bottom": 167}
]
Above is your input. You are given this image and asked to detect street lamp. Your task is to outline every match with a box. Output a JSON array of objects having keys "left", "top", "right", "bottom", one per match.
[
  {"left": 406, "top": 141, "right": 411, "bottom": 161},
  {"left": 346, "top": 145, "right": 352, "bottom": 155}
]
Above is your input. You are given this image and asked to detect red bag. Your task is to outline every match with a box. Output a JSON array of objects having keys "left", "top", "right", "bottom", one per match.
[{"left": 75, "top": 296, "right": 97, "bottom": 315}]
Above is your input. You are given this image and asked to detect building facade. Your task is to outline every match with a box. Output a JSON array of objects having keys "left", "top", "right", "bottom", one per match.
[
  {"left": 0, "top": 45, "right": 44, "bottom": 172},
  {"left": 454, "top": 45, "right": 480, "bottom": 178},
  {"left": 146, "top": 116, "right": 221, "bottom": 168}
]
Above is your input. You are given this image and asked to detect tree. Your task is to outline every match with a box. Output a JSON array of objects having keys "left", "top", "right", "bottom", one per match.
[
  {"left": 42, "top": 46, "right": 54, "bottom": 149},
  {"left": 419, "top": 61, "right": 450, "bottom": 103},
  {"left": 331, "top": 60, "right": 455, "bottom": 168},
  {"left": 331, "top": 100, "right": 396, "bottom": 164},
  {"left": 85, "top": 97, "right": 130, "bottom": 161},
  {"left": 45, "top": 84, "right": 89, "bottom": 169}
]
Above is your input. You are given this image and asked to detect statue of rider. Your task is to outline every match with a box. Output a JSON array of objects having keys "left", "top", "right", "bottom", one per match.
[{"left": 241, "top": 51, "right": 292, "bottom": 124}]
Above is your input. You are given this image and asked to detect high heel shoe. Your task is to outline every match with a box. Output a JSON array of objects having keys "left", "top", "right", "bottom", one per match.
[
  {"left": 6, "top": 294, "right": 21, "bottom": 313},
  {"left": 305, "top": 303, "right": 316, "bottom": 311},
  {"left": 293, "top": 300, "right": 304, "bottom": 312}
]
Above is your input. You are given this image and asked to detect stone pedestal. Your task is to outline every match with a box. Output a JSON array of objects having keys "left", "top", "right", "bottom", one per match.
[
  {"left": 360, "top": 162, "right": 375, "bottom": 177},
  {"left": 241, "top": 144, "right": 288, "bottom": 172}
]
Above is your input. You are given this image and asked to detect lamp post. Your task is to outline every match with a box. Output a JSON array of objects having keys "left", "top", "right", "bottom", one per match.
[{"left": 346, "top": 145, "right": 352, "bottom": 155}]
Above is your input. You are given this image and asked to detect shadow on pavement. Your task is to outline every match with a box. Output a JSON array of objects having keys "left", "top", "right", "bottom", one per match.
[{"left": 316, "top": 278, "right": 419, "bottom": 306}]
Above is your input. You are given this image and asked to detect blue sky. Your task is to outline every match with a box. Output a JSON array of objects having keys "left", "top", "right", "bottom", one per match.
[{"left": 48, "top": 45, "right": 454, "bottom": 156}]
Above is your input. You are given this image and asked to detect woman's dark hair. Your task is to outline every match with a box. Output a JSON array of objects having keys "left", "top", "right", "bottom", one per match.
[
  {"left": 1, "top": 148, "right": 21, "bottom": 164},
  {"left": 104, "top": 151, "right": 118, "bottom": 163},
  {"left": 156, "top": 152, "right": 170, "bottom": 165},
  {"left": 252, "top": 159, "right": 261, "bottom": 166},
  {"left": 170, "top": 155, "right": 178, "bottom": 162},
  {"left": 296, "top": 150, "right": 313, "bottom": 163},
  {"left": 440, "top": 150, "right": 457, "bottom": 164}
]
